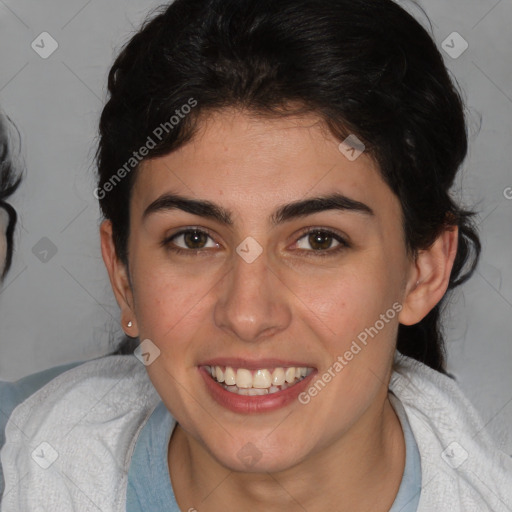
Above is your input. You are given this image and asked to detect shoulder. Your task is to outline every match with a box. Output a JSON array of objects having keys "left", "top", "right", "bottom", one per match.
[
  {"left": 0, "top": 359, "right": 86, "bottom": 497},
  {"left": 3, "top": 354, "right": 155, "bottom": 433},
  {"left": 389, "top": 351, "right": 512, "bottom": 512},
  {"left": 0, "top": 355, "right": 161, "bottom": 510},
  {"left": 0, "top": 360, "right": 86, "bottom": 448}
]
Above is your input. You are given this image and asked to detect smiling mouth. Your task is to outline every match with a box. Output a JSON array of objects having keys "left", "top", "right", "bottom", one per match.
[{"left": 204, "top": 365, "right": 314, "bottom": 396}]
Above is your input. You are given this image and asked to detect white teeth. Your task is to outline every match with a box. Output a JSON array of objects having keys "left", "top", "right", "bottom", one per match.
[
  {"left": 271, "top": 368, "right": 285, "bottom": 386},
  {"left": 253, "top": 369, "right": 272, "bottom": 388},
  {"left": 224, "top": 367, "right": 236, "bottom": 385},
  {"left": 285, "top": 367, "right": 296, "bottom": 383},
  {"left": 236, "top": 368, "right": 253, "bottom": 389},
  {"left": 207, "top": 365, "right": 313, "bottom": 395}
]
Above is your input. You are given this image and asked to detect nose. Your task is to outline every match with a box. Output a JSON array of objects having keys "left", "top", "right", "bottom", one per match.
[{"left": 213, "top": 248, "right": 292, "bottom": 343}]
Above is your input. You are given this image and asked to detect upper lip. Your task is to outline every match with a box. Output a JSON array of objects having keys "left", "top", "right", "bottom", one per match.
[{"left": 199, "top": 358, "right": 316, "bottom": 370}]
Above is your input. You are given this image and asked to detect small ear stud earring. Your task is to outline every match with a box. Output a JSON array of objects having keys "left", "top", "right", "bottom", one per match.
[{"left": 127, "top": 321, "right": 133, "bottom": 328}]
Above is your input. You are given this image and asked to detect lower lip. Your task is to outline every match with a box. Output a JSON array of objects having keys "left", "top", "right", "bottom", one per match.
[{"left": 199, "top": 367, "right": 316, "bottom": 414}]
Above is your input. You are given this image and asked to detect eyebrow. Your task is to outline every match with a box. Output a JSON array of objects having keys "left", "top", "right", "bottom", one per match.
[{"left": 142, "top": 192, "right": 374, "bottom": 226}]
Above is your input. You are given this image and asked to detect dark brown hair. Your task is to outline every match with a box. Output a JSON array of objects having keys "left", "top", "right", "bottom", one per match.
[{"left": 0, "top": 112, "right": 22, "bottom": 279}]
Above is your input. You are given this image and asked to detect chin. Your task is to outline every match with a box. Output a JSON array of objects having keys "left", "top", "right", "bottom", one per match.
[{"left": 206, "top": 437, "right": 308, "bottom": 474}]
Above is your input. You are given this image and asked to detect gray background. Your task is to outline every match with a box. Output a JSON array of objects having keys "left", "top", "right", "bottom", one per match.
[{"left": 0, "top": 0, "right": 511, "bottom": 453}]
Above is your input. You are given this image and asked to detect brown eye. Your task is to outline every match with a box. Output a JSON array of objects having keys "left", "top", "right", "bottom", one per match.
[
  {"left": 182, "top": 230, "right": 209, "bottom": 249},
  {"left": 308, "top": 231, "right": 335, "bottom": 250},
  {"left": 165, "top": 229, "right": 219, "bottom": 252},
  {"left": 294, "top": 229, "right": 349, "bottom": 256}
]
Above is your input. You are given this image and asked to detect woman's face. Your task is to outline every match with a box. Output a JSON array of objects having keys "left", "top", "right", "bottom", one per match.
[{"left": 109, "top": 109, "right": 418, "bottom": 472}]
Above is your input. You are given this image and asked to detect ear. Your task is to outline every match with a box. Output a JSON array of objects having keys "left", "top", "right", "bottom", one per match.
[
  {"left": 398, "top": 225, "right": 459, "bottom": 326},
  {"left": 100, "top": 220, "right": 139, "bottom": 337}
]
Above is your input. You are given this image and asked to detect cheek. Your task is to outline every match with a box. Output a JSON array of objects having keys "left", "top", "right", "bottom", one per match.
[
  {"left": 294, "top": 269, "right": 399, "bottom": 436},
  {"left": 288, "top": 256, "right": 395, "bottom": 340},
  {"left": 130, "top": 256, "right": 222, "bottom": 350}
]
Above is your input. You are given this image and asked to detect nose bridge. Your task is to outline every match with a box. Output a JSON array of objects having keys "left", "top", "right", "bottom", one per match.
[{"left": 214, "top": 247, "right": 291, "bottom": 342}]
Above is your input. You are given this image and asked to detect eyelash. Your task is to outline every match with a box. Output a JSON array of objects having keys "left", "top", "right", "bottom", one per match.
[{"left": 161, "top": 226, "right": 350, "bottom": 258}]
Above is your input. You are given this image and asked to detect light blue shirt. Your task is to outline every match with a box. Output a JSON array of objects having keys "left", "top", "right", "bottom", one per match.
[{"left": 0, "top": 360, "right": 421, "bottom": 511}]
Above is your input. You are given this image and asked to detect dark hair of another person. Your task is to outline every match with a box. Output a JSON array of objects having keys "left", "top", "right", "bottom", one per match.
[
  {"left": 0, "top": 114, "right": 22, "bottom": 279},
  {"left": 97, "top": 0, "right": 481, "bottom": 374}
]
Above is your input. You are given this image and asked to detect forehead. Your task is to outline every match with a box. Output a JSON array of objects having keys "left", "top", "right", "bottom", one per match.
[{"left": 131, "top": 109, "right": 400, "bottom": 223}]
